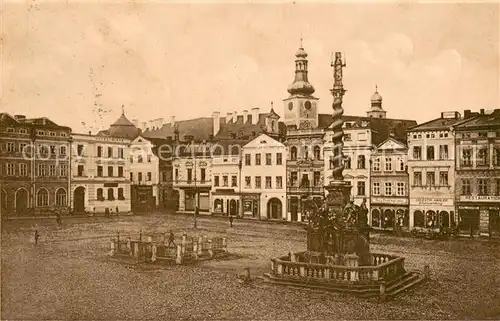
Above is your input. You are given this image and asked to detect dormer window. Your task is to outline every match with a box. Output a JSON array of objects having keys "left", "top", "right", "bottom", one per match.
[
  {"left": 6, "top": 128, "right": 14, "bottom": 133},
  {"left": 20, "top": 128, "right": 27, "bottom": 134},
  {"left": 37, "top": 130, "right": 45, "bottom": 136}
]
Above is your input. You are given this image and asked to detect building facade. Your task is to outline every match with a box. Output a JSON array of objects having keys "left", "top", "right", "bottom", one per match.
[
  {"left": 70, "top": 133, "right": 131, "bottom": 213},
  {"left": 1, "top": 113, "right": 71, "bottom": 216},
  {"left": 241, "top": 134, "right": 287, "bottom": 220},
  {"left": 407, "top": 111, "right": 464, "bottom": 231},
  {"left": 454, "top": 109, "right": 500, "bottom": 237},
  {"left": 370, "top": 137, "right": 409, "bottom": 231}
]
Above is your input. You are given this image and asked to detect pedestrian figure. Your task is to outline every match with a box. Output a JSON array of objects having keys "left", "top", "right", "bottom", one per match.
[
  {"left": 167, "top": 230, "right": 176, "bottom": 248},
  {"left": 229, "top": 215, "right": 234, "bottom": 228},
  {"left": 105, "top": 208, "right": 110, "bottom": 218},
  {"left": 116, "top": 206, "right": 119, "bottom": 216},
  {"left": 34, "top": 230, "right": 39, "bottom": 246},
  {"left": 56, "top": 211, "right": 62, "bottom": 226}
]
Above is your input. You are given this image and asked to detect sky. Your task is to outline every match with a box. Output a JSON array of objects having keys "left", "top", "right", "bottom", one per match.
[{"left": 1, "top": 2, "right": 498, "bottom": 134}]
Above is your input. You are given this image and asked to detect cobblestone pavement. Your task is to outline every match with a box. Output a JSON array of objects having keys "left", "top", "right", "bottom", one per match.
[{"left": 2, "top": 214, "right": 500, "bottom": 320}]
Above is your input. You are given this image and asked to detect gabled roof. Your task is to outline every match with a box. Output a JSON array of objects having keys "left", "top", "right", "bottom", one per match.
[
  {"left": 243, "top": 133, "right": 284, "bottom": 149},
  {"left": 100, "top": 112, "right": 141, "bottom": 139},
  {"left": 376, "top": 137, "right": 407, "bottom": 150},
  {"left": 0, "top": 113, "right": 71, "bottom": 131},
  {"left": 216, "top": 111, "right": 278, "bottom": 140},
  {"left": 142, "top": 117, "right": 213, "bottom": 141},
  {"left": 454, "top": 109, "right": 500, "bottom": 129}
]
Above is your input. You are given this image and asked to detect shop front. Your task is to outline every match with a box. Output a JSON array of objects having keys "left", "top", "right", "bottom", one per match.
[
  {"left": 182, "top": 187, "right": 211, "bottom": 213},
  {"left": 409, "top": 197, "right": 455, "bottom": 231},
  {"left": 211, "top": 189, "right": 240, "bottom": 216},
  {"left": 131, "top": 185, "right": 154, "bottom": 213},
  {"left": 370, "top": 197, "right": 409, "bottom": 231},
  {"left": 457, "top": 195, "right": 500, "bottom": 237},
  {"left": 241, "top": 193, "right": 260, "bottom": 219}
]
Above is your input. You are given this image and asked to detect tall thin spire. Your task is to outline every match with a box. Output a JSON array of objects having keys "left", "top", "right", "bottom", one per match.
[{"left": 121, "top": 104, "right": 125, "bottom": 115}]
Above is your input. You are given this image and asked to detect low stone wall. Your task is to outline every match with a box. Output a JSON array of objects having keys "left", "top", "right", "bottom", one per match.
[{"left": 110, "top": 232, "right": 227, "bottom": 265}]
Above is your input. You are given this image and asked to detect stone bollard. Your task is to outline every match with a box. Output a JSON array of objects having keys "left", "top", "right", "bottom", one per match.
[
  {"left": 222, "top": 237, "right": 227, "bottom": 251},
  {"left": 424, "top": 264, "right": 430, "bottom": 279},
  {"left": 208, "top": 239, "right": 213, "bottom": 257},
  {"left": 181, "top": 234, "right": 187, "bottom": 254},
  {"left": 126, "top": 237, "right": 132, "bottom": 255},
  {"left": 197, "top": 236, "right": 203, "bottom": 255},
  {"left": 151, "top": 243, "right": 157, "bottom": 263},
  {"left": 193, "top": 242, "right": 199, "bottom": 260},
  {"left": 133, "top": 242, "right": 139, "bottom": 258},
  {"left": 379, "top": 283, "right": 386, "bottom": 302},
  {"left": 175, "top": 244, "right": 182, "bottom": 264},
  {"left": 110, "top": 239, "right": 116, "bottom": 256},
  {"left": 244, "top": 267, "right": 251, "bottom": 281}
]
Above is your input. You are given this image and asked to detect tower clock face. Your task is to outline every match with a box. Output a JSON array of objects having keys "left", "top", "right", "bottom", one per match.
[
  {"left": 288, "top": 102, "right": 293, "bottom": 111},
  {"left": 305, "top": 101, "right": 312, "bottom": 110}
]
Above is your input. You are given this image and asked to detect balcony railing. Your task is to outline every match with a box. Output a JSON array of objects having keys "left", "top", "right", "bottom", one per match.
[{"left": 288, "top": 186, "right": 324, "bottom": 193}]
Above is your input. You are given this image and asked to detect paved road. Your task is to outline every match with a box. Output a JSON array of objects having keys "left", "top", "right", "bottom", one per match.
[{"left": 2, "top": 214, "right": 500, "bottom": 320}]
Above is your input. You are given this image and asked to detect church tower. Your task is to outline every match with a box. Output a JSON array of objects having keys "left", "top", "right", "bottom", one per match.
[
  {"left": 283, "top": 40, "right": 319, "bottom": 129},
  {"left": 366, "top": 85, "right": 387, "bottom": 118}
]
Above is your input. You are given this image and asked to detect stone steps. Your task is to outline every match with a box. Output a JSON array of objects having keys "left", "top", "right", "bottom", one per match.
[{"left": 386, "top": 271, "right": 426, "bottom": 299}]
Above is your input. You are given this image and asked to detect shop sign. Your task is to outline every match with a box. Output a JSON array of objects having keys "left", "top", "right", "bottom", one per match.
[
  {"left": 459, "top": 195, "right": 500, "bottom": 202},
  {"left": 410, "top": 197, "right": 453, "bottom": 206},
  {"left": 371, "top": 197, "right": 408, "bottom": 205}
]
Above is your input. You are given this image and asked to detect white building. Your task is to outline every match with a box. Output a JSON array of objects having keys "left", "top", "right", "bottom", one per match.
[
  {"left": 241, "top": 133, "right": 287, "bottom": 220},
  {"left": 129, "top": 135, "right": 161, "bottom": 212},
  {"left": 70, "top": 133, "right": 131, "bottom": 213}
]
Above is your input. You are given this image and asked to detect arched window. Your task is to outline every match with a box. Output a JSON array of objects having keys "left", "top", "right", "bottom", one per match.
[
  {"left": 290, "top": 146, "right": 297, "bottom": 160},
  {"left": 383, "top": 209, "right": 395, "bottom": 229},
  {"left": 214, "top": 199, "right": 223, "bottom": 213},
  {"left": 55, "top": 188, "right": 67, "bottom": 206},
  {"left": 371, "top": 209, "right": 380, "bottom": 228},
  {"left": 313, "top": 146, "right": 321, "bottom": 160},
  {"left": 97, "top": 188, "right": 104, "bottom": 201},
  {"left": 304, "top": 146, "right": 309, "bottom": 159},
  {"left": 426, "top": 210, "right": 437, "bottom": 228},
  {"left": 37, "top": 188, "right": 49, "bottom": 207},
  {"left": 358, "top": 155, "right": 366, "bottom": 169},
  {"left": 107, "top": 188, "right": 115, "bottom": 201},
  {"left": 414, "top": 210, "right": 424, "bottom": 227},
  {"left": 440, "top": 211, "right": 450, "bottom": 228},
  {"left": 118, "top": 188, "right": 124, "bottom": 200}
]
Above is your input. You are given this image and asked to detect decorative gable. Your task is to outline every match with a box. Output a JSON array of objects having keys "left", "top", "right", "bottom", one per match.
[{"left": 377, "top": 137, "right": 407, "bottom": 151}]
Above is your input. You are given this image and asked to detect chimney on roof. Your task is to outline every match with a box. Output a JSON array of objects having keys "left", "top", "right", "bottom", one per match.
[
  {"left": 242, "top": 110, "right": 248, "bottom": 123},
  {"left": 464, "top": 110, "right": 471, "bottom": 119},
  {"left": 14, "top": 115, "right": 26, "bottom": 123},
  {"left": 233, "top": 111, "right": 238, "bottom": 123},
  {"left": 480, "top": 108, "right": 485, "bottom": 115},
  {"left": 148, "top": 120, "right": 154, "bottom": 131},
  {"left": 141, "top": 122, "right": 147, "bottom": 131},
  {"left": 212, "top": 111, "right": 221, "bottom": 137},
  {"left": 131, "top": 119, "right": 139, "bottom": 128},
  {"left": 251, "top": 107, "right": 259, "bottom": 125},
  {"left": 226, "top": 112, "right": 232, "bottom": 123},
  {"left": 157, "top": 118, "right": 164, "bottom": 129}
]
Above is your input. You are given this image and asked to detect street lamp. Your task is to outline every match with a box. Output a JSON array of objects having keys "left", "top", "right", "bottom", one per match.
[
  {"left": 238, "top": 155, "right": 242, "bottom": 218},
  {"left": 193, "top": 143, "right": 198, "bottom": 229}
]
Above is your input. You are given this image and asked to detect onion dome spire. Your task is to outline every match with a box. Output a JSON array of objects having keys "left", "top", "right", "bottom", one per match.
[{"left": 287, "top": 38, "right": 315, "bottom": 96}]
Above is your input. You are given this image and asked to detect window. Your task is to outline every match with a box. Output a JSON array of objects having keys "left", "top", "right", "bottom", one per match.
[
  {"left": 49, "top": 145, "right": 56, "bottom": 155},
  {"left": 147, "top": 155, "right": 152, "bottom": 163},
  {"left": 439, "top": 145, "right": 449, "bottom": 160},
  {"left": 162, "top": 172, "right": 167, "bottom": 182},
  {"left": 414, "top": 172, "right": 422, "bottom": 186},
  {"left": 426, "top": 146, "right": 434, "bottom": 160},
  {"left": 373, "top": 158, "right": 380, "bottom": 171},
  {"left": 385, "top": 157, "right": 392, "bottom": 171},
  {"left": 314, "top": 172, "right": 321, "bottom": 186},
  {"left": 97, "top": 166, "right": 103, "bottom": 177},
  {"left": 496, "top": 179, "right": 500, "bottom": 196},
  {"left": 37, "top": 130, "right": 45, "bottom": 136},
  {"left": 118, "top": 148, "right": 124, "bottom": 159},
  {"left": 398, "top": 158, "right": 405, "bottom": 171},
  {"left": 138, "top": 172, "right": 143, "bottom": 182},
  {"left": 56, "top": 189, "right": 67, "bottom": 206},
  {"left": 329, "top": 157, "right": 334, "bottom": 169},
  {"left": 200, "top": 168, "right": 206, "bottom": 183},
  {"left": 60, "top": 165, "right": 67, "bottom": 177},
  {"left": 20, "top": 128, "right": 27, "bottom": 134},
  {"left": 7, "top": 163, "right": 14, "bottom": 176},
  {"left": 77, "top": 165, "right": 84, "bottom": 176},
  {"left": 314, "top": 146, "right": 321, "bottom": 160},
  {"left": 385, "top": 182, "right": 392, "bottom": 196},
  {"left": 129, "top": 156, "right": 133, "bottom": 163},
  {"left": 245, "top": 154, "right": 251, "bottom": 166},
  {"left": 265, "top": 153, "right": 272, "bottom": 165},
  {"left": 49, "top": 165, "right": 56, "bottom": 176},
  {"left": 6, "top": 127, "right": 14, "bottom": 132},
  {"left": 372, "top": 182, "right": 380, "bottom": 195},
  {"left": 255, "top": 154, "right": 261, "bottom": 165},
  {"left": 265, "top": 176, "right": 272, "bottom": 189},
  {"left": 300, "top": 174, "right": 309, "bottom": 188},
  {"left": 245, "top": 176, "right": 251, "bottom": 188},
  {"left": 97, "top": 188, "right": 104, "bottom": 200},
  {"left": 107, "top": 188, "right": 115, "bottom": 200},
  {"left": 97, "top": 146, "right": 102, "bottom": 157},
  {"left": 462, "top": 149, "right": 472, "bottom": 166},
  {"left": 426, "top": 172, "right": 435, "bottom": 186},
  {"left": 147, "top": 172, "right": 152, "bottom": 181},
  {"left": 276, "top": 176, "right": 283, "bottom": 189},
  {"left": 255, "top": 176, "right": 261, "bottom": 188},
  {"left": 77, "top": 144, "right": 84, "bottom": 156},
  {"left": 118, "top": 188, "right": 125, "bottom": 200},
  {"left": 439, "top": 171, "right": 448, "bottom": 186},
  {"left": 50, "top": 132, "right": 56, "bottom": 137},
  {"left": 39, "top": 145, "right": 48, "bottom": 156},
  {"left": 345, "top": 133, "right": 352, "bottom": 141},
  {"left": 130, "top": 172, "right": 133, "bottom": 181},
  {"left": 276, "top": 153, "right": 282, "bottom": 165},
  {"left": 290, "top": 147, "right": 297, "bottom": 160},
  {"left": 37, "top": 164, "right": 46, "bottom": 176},
  {"left": 413, "top": 146, "right": 422, "bottom": 160},
  {"left": 397, "top": 182, "right": 405, "bottom": 196},
  {"left": 214, "top": 176, "right": 220, "bottom": 187},
  {"left": 222, "top": 175, "right": 229, "bottom": 187},
  {"left": 477, "top": 148, "right": 488, "bottom": 166},
  {"left": 37, "top": 189, "right": 49, "bottom": 207},
  {"left": 291, "top": 172, "right": 298, "bottom": 186},
  {"left": 231, "top": 176, "right": 237, "bottom": 187},
  {"left": 358, "top": 155, "right": 366, "bottom": 169},
  {"left": 19, "top": 163, "right": 27, "bottom": 176},
  {"left": 344, "top": 157, "right": 351, "bottom": 169},
  {"left": 19, "top": 143, "right": 27, "bottom": 153},
  {"left": 108, "top": 166, "right": 114, "bottom": 177},
  {"left": 60, "top": 146, "right": 66, "bottom": 156},
  {"left": 494, "top": 147, "right": 500, "bottom": 166},
  {"left": 479, "top": 179, "right": 488, "bottom": 195},
  {"left": 462, "top": 179, "right": 471, "bottom": 195},
  {"left": 187, "top": 169, "right": 192, "bottom": 183},
  {"left": 138, "top": 155, "right": 143, "bottom": 163},
  {"left": 357, "top": 181, "right": 365, "bottom": 196},
  {"left": 118, "top": 166, "right": 124, "bottom": 177},
  {"left": 304, "top": 146, "right": 309, "bottom": 159},
  {"left": 7, "top": 142, "right": 15, "bottom": 152},
  {"left": 108, "top": 147, "right": 113, "bottom": 158},
  {"left": 175, "top": 169, "right": 179, "bottom": 183}
]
